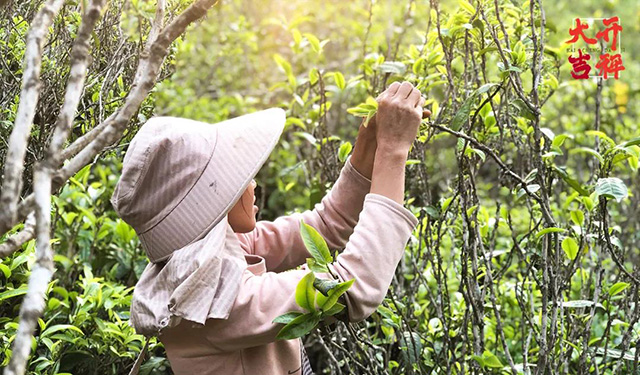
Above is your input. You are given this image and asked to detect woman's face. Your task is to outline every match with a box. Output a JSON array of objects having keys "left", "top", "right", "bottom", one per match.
[{"left": 228, "top": 179, "right": 259, "bottom": 233}]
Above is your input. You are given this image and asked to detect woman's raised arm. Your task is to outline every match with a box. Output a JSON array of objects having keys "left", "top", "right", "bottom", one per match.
[{"left": 235, "top": 127, "right": 376, "bottom": 273}]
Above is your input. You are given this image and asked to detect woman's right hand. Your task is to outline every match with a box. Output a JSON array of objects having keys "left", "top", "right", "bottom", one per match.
[{"left": 374, "top": 81, "right": 426, "bottom": 154}]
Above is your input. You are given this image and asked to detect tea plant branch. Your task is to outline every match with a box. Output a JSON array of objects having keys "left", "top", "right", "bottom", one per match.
[
  {"left": 5, "top": 1, "right": 105, "bottom": 373},
  {"left": 592, "top": 76, "right": 604, "bottom": 175},
  {"left": 457, "top": 83, "right": 503, "bottom": 156},
  {"left": 387, "top": 289, "right": 429, "bottom": 374},
  {"left": 430, "top": 0, "right": 456, "bottom": 104},
  {"left": 361, "top": 0, "right": 373, "bottom": 78},
  {"left": 612, "top": 285, "right": 640, "bottom": 374},
  {"left": 60, "top": 0, "right": 165, "bottom": 158},
  {"left": 325, "top": 336, "right": 372, "bottom": 374},
  {"left": 478, "top": 5, "right": 538, "bottom": 116},
  {"left": 0, "top": 0, "right": 215, "bottom": 237},
  {"left": 0, "top": 0, "right": 64, "bottom": 228},
  {"left": 59, "top": 112, "right": 116, "bottom": 162},
  {"left": 0, "top": 1, "right": 220, "bottom": 372},
  {"left": 4, "top": 166, "right": 53, "bottom": 375},
  {"left": 459, "top": 168, "right": 486, "bottom": 360},
  {"left": 600, "top": 200, "right": 640, "bottom": 284},
  {"left": 0, "top": 213, "right": 35, "bottom": 257},
  {"left": 391, "top": 0, "right": 415, "bottom": 61},
  {"left": 316, "top": 327, "right": 344, "bottom": 375},
  {"left": 476, "top": 215, "right": 519, "bottom": 374},
  {"left": 429, "top": 122, "right": 555, "bottom": 225},
  {"left": 43, "top": 0, "right": 108, "bottom": 170},
  {"left": 529, "top": 0, "right": 544, "bottom": 102}
]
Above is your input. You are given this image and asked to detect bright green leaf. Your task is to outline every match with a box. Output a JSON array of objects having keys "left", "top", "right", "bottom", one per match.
[
  {"left": 609, "top": 282, "right": 629, "bottom": 296},
  {"left": 316, "top": 278, "right": 355, "bottom": 311},
  {"left": 535, "top": 227, "right": 565, "bottom": 239},
  {"left": 300, "top": 220, "right": 332, "bottom": 265},
  {"left": 275, "top": 312, "right": 320, "bottom": 340},
  {"left": 338, "top": 142, "right": 352, "bottom": 163},
  {"left": 562, "top": 237, "right": 579, "bottom": 260},
  {"left": 273, "top": 312, "right": 304, "bottom": 324},
  {"left": 295, "top": 272, "right": 317, "bottom": 312}
]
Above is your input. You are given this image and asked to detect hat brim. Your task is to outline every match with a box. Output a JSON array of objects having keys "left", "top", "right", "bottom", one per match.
[{"left": 138, "top": 108, "right": 286, "bottom": 263}]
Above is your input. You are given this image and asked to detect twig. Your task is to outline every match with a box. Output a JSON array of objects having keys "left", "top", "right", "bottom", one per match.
[
  {"left": 429, "top": 122, "right": 555, "bottom": 224},
  {"left": 0, "top": 213, "right": 35, "bottom": 257}
]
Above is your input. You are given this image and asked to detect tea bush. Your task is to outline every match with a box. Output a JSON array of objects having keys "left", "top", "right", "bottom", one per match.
[{"left": 1, "top": 0, "right": 639, "bottom": 374}]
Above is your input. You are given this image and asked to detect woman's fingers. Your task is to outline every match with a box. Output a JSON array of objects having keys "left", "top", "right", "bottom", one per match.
[
  {"left": 418, "top": 95, "right": 426, "bottom": 108},
  {"left": 408, "top": 89, "right": 422, "bottom": 108},
  {"left": 378, "top": 82, "right": 428, "bottom": 117},
  {"left": 395, "top": 81, "right": 414, "bottom": 99},
  {"left": 380, "top": 82, "right": 401, "bottom": 100}
]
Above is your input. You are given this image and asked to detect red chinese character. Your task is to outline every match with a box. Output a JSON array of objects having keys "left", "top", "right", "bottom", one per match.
[
  {"left": 596, "top": 16, "right": 622, "bottom": 51},
  {"left": 567, "top": 18, "right": 597, "bottom": 44},
  {"left": 595, "top": 53, "right": 625, "bottom": 79},
  {"left": 568, "top": 49, "right": 591, "bottom": 79}
]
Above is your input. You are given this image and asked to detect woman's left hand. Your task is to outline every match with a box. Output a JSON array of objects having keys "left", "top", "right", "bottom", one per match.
[{"left": 350, "top": 116, "right": 378, "bottom": 180}]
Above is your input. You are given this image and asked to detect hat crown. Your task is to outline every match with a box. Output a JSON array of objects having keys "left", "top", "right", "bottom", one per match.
[{"left": 111, "top": 117, "right": 217, "bottom": 233}]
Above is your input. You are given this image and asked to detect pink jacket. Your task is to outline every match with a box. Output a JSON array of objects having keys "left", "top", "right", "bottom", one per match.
[{"left": 158, "top": 158, "right": 418, "bottom": 374}]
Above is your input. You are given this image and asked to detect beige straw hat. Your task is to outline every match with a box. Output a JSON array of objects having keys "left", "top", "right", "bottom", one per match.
[{"left": 110, "top": 108, "right": 286, "bottom": 336}]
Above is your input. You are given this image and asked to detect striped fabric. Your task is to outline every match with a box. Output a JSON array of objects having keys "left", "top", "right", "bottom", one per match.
[
  {"left": 301, "top": 344, "right": 315, "bottom": 375},
  {"left": 129, "top": 216, "right": 247, "bottom": 336},
  {"left": 111, "top": 109, "right": 285, "bottom": 263}
]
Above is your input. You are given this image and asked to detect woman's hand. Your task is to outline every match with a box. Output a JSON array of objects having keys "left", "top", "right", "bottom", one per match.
[
  {"left": 368, "top": 81, "right": 430, "bottom": 204},
  {"left": 350, "top": 81, "right": 431, "bottom": 180},
  {"left": 374, "top": 81, "right": 426, "bottom": 154}
]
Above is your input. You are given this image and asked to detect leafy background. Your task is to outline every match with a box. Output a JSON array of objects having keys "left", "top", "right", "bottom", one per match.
[{"left": 1, "top": 0, "right": 639, "bottom": 374}]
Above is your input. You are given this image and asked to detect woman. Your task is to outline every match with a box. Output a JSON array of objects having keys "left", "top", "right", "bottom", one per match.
[{"left": 111, "top": 81, "right": 428, "bottom": 374}]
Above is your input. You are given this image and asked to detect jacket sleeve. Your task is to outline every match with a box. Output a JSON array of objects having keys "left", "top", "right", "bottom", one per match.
[
  {"left": 197, "top": 193, "right": 418, "bottom": 353},
  {"left": 235, "top": 155, "right": 372, "bottom": 273}
]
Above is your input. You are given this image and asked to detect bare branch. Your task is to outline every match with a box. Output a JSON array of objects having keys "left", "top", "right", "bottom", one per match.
[
  {"left": 56, "top": 0, "right": 211, "bottom": 202},
  {"left": 148, "top": 0, "right": 167, "bottom": 48},
  {"left": 4, "top": 166, "right": 53, "bottom": 375},
  {"left": 0, "top": 3, "right": 219, "bottom": 372},
  {"left": 429, "top": 122, "right": 555, "bottom": 225},
  {"left": 0, "top": 213, "right": 35, "bottom": 258},
  {"left": 44, "top": 0, "right": 108, "bottom": 168},
  {"left": 58, "top": 0, "right": 164, "bottom": 162},
  {"left": 0, "top": 0, "right": 64, "bottom": 225},
  {"left": 0, "top": 0, "right": 215, "bottom": 236},
  {"left": 59, "top": 113, "right": 115, "bottom": 161}
]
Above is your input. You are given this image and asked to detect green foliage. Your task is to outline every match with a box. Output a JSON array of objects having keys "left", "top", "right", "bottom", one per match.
[
  {"left": 273, "top": 220, "right": 354, "bottom": 340},
  {"left": 450, "top": 83, "right": 499, "bottom": 131},
  {"left": 594, "top": 177, "right": 628, "bottom": 202},
  {"left": 0, "top": 157, "right": 167, "bottom": 374},
  {"left": 315, "top": 279, "right": 353, "bottom": 312},
  {"left": 561, "top": 236, "right": 579, "bottom": 260},
  {"left": 2, "top": 0, "right": 640, "bottom": 373},
  {"left": 347, "top": 96, "right": 378, "bottom": 127}
]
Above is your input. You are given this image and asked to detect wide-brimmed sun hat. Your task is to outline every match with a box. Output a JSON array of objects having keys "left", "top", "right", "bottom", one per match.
[
  {"left": 110, "top": 108, "right": 286, "bottom": 336},
  {"left": 111, "top": 107, "right": 285, "bottom": 263}
]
